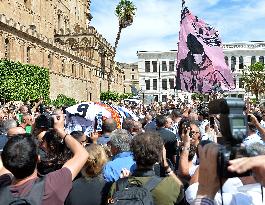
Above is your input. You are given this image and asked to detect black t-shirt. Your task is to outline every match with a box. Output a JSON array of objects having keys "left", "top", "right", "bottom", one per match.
[
  {"left": 65, "top": 174, "right": 112, "bottom": 205},
  {"left": 0, "top": 174, "right": 12, "bottom": 188},
  {"left": 156, "top": 128, "right": 177, "bottom": 163}
]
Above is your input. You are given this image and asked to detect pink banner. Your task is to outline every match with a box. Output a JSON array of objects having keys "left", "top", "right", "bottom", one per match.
[{"left": 176, "top": 7, "right": 235, "bottom": 93}]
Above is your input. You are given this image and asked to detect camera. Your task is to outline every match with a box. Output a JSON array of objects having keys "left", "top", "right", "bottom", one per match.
[
  {"left": 35, "top": 113, "right": 54, "bottom": 129},
  {"left": 208, "top": 98, "right": 250, "bottom": 178}
]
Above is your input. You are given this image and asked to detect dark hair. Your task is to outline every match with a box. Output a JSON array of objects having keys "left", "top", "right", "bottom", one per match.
[
  {"left": 198, "top": 109, "right": 209, "bottom": 119},
  {"left": 122, "top": 118, "right": 134, "bottom": 133},
  {"left": 70, "top": 131, "right": 85, "bottom": 141},
  {"left": 2, "top": 135, "right": 38, "bottom": 179},
  {"left": 37, "top": 130, "right": 71, "bottom": 175},
  {"left": 171, "top": 109, "right": 182, "bottom": 118},
  {"left": 131, "top": 132, "right": 163, "bottom": 167},
  {"left": 102, "top": 118, "right": 117, "bottom": 134},
  {"left": 156, "top": 115, "right": 167, "bottom": 128},
  {"left": 35, "top": 113, "right": 54, "bottom": 129}
]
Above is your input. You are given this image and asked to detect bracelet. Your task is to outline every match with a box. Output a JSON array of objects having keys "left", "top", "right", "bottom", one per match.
[{"left": 63, "top": 134, "right": 69, "bottom": 142}]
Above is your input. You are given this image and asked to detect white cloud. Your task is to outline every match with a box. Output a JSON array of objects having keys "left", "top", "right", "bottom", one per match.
[{"left": 90, "top": 0, "right": 265, "bottom": 63}]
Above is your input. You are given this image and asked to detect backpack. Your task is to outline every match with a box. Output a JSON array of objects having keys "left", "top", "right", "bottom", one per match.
[
  {"left": 0, "top": 177, "right": 45, "bottom": 205},
  {"left": 109, "top": 176, "right": 162, "bottom": 205}
]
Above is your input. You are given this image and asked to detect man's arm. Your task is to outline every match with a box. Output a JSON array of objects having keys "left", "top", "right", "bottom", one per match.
[
  {"left": 228, "top": 155, "right": 265, "bottom": 186},
  {"left": 161, "top": 146, "right": 183, "bottom": 186},
  {"left": 192, "top": 143, "right": 220, "bottom": 205},
  {"left": 53, "top": 115, "right": 88, "bottom": 180},
  {"left": 30, "top": 98, "right": 43, "bottom": 114},
  {"left": 0, "top": 157, "right": 11, "bottom": 176},
  {"left": 249, "top": 114, "right": 265, "bottom": 141},
  {"left": 178, "top": 127, "right": 191, "bottom": 179}
]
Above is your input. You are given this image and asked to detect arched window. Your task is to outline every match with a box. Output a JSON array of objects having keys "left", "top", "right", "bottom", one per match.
[
  {"left": 26, "top": 47, "right": 30, "bottom": 63},
  {"left": 259, "top": 56, "right": 264, "bottom": 64},
  {"left": 4, "top": 38, "right": 10, "bottom": 59},
  {"left": 231, "top": 56, "right": 236, "bottom": 72},
  {"left": 72, "top": 64, "right": 75, "bottom": 77},
  {"left": 251, "top": 56, "right": 256, "bottom": 65},
  {"left": 58, "top": 14, "right": 61, "bottom": 32},
  {"left": 224, "top": 56, "right": 229, "bottom": 66},
  {"left": 80, "top": 65, "right": 84, "bottom": 78},
  {"left": 48, "top": 54, "right": 52, "bottom": 69},
  {"left": 239, "top": 56, "right": 244, "bottom": 69}
]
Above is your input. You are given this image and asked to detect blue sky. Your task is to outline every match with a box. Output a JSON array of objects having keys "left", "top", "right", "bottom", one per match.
[{"left": 90, "top": 0, "right": 265, "bottom": 63}]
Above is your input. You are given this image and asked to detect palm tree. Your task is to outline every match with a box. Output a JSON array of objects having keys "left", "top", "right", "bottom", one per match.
[
  {"left": 114, "top": 0, "right": 136, "bottom": 55},
  {"left": 108, "top": 0, "right": 136, "bottom": 91}
]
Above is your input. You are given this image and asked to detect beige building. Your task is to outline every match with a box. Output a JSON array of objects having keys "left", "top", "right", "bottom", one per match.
[
  {"left": 0, "top": 0, "right": 125, "bottom": 101},
  {"left": 119, "top": 62, "right": 139, "bottom": 94}
]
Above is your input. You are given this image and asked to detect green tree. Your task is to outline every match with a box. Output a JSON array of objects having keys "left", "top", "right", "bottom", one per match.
[
  {"left": 114, "top": 0, "right": 136, "bottom": 54},
  {"left": 51, "top": 94, "right": 77, "bottom": 108},
  {"left": 242, "top": 62, "right": 265, "bottom": 101},
  {"left": 191, "top": 93, "right": 205, "bottom": 101},
  {"left": 0, "top": 59, "right": 50, "bottom": 102}
]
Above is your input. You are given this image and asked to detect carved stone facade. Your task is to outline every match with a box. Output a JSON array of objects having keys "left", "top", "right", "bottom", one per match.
[
  {"left": 0, "top": 0, "right": 125, "bottom": 101},
  {"left": 119, "top": 63, "right": 140, "bottom": 94}
]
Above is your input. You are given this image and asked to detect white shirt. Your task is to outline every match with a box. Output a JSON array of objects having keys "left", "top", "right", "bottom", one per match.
[
  {"left": 260, "top": 120, "right": 265, "bottom": 128},
  {"left": 199, "top": 119, "right": 209, "bottom": 136},
  {"left": 243, "top": 133, "right": 264, "bottom": 147},
  {"left": 185, "top": 179, "right": 265, "bottom": 205}
]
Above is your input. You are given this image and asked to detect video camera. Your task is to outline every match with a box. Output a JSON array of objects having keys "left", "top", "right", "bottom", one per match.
[{"left": 208, "top": 98, "right": 250, "bottom": 178}]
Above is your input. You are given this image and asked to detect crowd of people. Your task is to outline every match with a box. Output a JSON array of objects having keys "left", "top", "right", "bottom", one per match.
[{"left": 0, "top": 97, "right": 265, "bottom": 205}]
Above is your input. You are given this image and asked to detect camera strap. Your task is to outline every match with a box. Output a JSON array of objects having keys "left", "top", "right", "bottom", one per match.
[
  {"left": 218, "top": 174, "right": 224, "bottom": 205},
  {"left": 261, "top": 185, "right": 264, "bottom": 203}
]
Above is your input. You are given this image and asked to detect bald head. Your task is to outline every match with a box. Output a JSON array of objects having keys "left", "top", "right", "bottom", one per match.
[
  {"left": 145, "top": 114, "right": 152, "bottom": 122},
  {"left": 7, "top": 127, "right": 26, "bottom": 137},
  {"left": 102, "top": 118, "right": 117, "bottom": 134},
  {"left": 20, "top": 105, "right": 29, "bottom": 114}
]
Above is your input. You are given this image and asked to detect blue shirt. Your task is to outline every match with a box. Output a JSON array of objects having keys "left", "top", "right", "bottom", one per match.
[
  {"left": 144, "top": 120, "right": 157, "bottom": 132},
  {"left": 0, "top": 134, "right": 8, "bottom": 152},
  {"left": 103, "top": 151, "right": 136, "bottom": 182}
]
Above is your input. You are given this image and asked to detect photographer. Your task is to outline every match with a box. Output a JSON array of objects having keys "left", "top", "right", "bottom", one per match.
[
  {"left": 248, "top": 113, "right": 265, "bottom": 143},
  {"left": 191, "top": 143, "right": 265, "bottom": 205},
  {"left": 0, "top": 114, "right": 89, "bottom": 205},
  {"left": 228, "top": 154, "right": 265, "bottom": 187},
  {"left": 243, "top": 122, "right": 263, "bottom": 146},
  {"left": 178, "top": 122, "right": 201, "bottom": 180},
  {"left": 187, "top": 98, "right": 265, "bottom": 205}
]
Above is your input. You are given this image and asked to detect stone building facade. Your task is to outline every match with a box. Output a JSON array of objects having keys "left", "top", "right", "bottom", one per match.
[
  {"left": 119, "top": 62, "right": 139, "bottom": 94},
  {"left": 0, "top": 0, "right": 125, "bottom": 101},
  {"left": 137, "top": 42, "right": 265, "bottom": 102}
]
